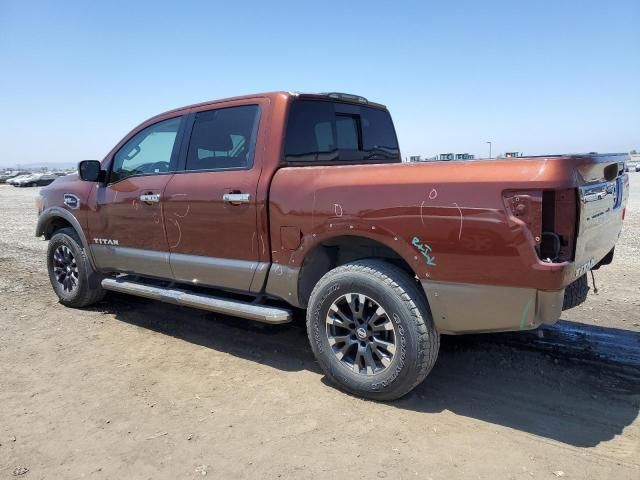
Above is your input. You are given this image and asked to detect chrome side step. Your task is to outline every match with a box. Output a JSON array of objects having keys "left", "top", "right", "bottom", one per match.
[{"left": 101, "top": 277, "right": 292, "bottom": 324}]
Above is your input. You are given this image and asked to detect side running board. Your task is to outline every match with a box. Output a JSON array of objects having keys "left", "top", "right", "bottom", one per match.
[{"left": 101, "top": 277, "right": 292, "bottom": 324}]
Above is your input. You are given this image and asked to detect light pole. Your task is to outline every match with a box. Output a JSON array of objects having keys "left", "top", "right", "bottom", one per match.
[{"left": 486, "top": 141, "right": 492, "bottom": 159}]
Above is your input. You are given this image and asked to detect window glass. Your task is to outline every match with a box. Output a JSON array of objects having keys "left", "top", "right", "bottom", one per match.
[
  {"left": 314, "top": 122, "right": 334, "bottom": 151},
  {"left": 284, "top": 100, "right": 399, "bottom": 163},
  {"left": 111, "top": 117, "right": 181, "bottom": 182},
  {"left": 186, "top": 105, "right": 260, "bottom": 171},
  {"left": 335, "top": 115, "right": 358, "bottom": 149},
  {"left": 360, "top": 107, "right": 398, "bottom": 154}
]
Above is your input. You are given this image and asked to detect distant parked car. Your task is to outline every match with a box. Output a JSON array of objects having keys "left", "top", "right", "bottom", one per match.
[
  {"left": 12, "top": 174, "right": 36, "bottom": 187},
  {"left": 14, "top": 173, "right": 57, "bottom": 187},
  {"left": 0, "top": 171, "right": 30, "bottom": 183},
  {"left": 7, "top": 174, "right": 32, "bottom": 185},
  {"left": 626, "top": 153, "right": 640, "bottom": 171}
]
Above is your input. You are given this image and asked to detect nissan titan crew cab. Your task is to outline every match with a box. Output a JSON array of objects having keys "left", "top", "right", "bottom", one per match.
[{"left": 36, "top": 92, "right": 628, "bottom": 400}]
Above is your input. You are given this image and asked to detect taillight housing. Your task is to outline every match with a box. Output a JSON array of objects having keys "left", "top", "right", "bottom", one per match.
[
  {"left": 504, "top": 189, "right": 577, "bottom": 263},
  {"left": 503, "top": 191, "right": 543, "bottom": 248},
  {"left": 541, "top": 189, "right": 577, "bottom": 262}
]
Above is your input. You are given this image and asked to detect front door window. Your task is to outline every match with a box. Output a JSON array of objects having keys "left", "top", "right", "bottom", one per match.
[{"left": 110, "top": 117, "right": 181, "bottom": 183}]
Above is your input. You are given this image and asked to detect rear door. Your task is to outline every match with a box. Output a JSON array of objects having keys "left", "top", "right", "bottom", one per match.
[
  {"left": 87, "top": 116, "right": 184, "bottom": 278},
  {"left": 163, "top": 100, "right": 266, "bottom": 292}
]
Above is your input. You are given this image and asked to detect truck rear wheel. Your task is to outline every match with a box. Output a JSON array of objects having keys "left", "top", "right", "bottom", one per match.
[
  {"left": 47, "top": 227, "right": 106, "bottom": 308},
  {"left": 306, "top": 259, "right": 439, "bottom": 401},
  {"left": 562, "top": 274, "right": 589, "bottom": 310}
]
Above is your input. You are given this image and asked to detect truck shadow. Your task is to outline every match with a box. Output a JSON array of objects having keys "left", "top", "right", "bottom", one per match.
[
  {"left": 103, "top": 294, "right": 640, "bottom": 449},
  {"left": 400, "top": 334, "right": 639, "bottom": 448}
]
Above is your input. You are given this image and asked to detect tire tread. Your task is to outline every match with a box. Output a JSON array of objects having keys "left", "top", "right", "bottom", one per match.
[
  {"left": 307, "top": 259, "right": 439, "bottom": 400},
  {"left": 48, "top": 227, "right": 106, "bottom": 307},
  {"left": 562, "top": 274, "right": 589, "bottom": 310}
]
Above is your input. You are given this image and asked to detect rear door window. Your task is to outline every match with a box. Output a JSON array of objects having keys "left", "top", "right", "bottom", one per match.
[
  {"left": 185, "top": 105, "right": 261, "bottom": 171},
  {"left": 284, "top": 100, "right": 399, "bottom": 164}
]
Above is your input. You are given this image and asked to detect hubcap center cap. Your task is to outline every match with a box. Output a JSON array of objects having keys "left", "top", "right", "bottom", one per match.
[{"left": 356, "top": 327, "right": 367, "bottom": 340}]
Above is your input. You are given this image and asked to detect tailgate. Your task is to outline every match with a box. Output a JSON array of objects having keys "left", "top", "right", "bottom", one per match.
[{"left": 573, "top": 155, "right": 628, "bottom": 278}]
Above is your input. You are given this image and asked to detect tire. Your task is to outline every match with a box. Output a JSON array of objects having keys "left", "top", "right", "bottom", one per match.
[
  {"left": 47, "top": 227, "right": 106, "bottom": 308},
  {"left": 562, "top": 274, "right": 589, "bottom": 310},
  {"left": 306, "top": 259, "right": 439, "bottom": 401}
]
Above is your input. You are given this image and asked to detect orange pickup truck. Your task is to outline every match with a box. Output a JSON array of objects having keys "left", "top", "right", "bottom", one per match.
[{"left": 36, "top": 92, "right": 628, "bottom": 400}]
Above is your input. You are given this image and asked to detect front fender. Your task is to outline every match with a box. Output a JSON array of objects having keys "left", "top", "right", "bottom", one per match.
[{"left": 36, "top": 207, "right": 97, "bottom": 270}]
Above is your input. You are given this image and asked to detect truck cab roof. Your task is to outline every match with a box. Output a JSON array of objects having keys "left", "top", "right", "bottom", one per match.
[{"left": 152, "top": 91, "right": 388, "bottom": 122}]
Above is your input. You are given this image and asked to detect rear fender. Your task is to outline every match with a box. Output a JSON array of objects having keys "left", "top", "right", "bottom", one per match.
[
  {"left": 266, "top": 223, "right": 423, "bottom": 307},
  {"left": 297, "top": 222, "right": 422, "bottom": 277}
]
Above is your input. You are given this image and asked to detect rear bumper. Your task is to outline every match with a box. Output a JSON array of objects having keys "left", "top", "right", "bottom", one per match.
[{"left": 421, "top": 280, "right": 564, "bottom": 334}]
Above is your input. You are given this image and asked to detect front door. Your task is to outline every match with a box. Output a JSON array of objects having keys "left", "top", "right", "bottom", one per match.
[
  {"left": 163, "top": 103, "right": 264, "bottom": 292},
  {"left": 87, "top": 116, "right": 183, "bottom": 279}
]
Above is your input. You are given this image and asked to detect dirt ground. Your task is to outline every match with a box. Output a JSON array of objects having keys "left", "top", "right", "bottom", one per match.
[{"left": 1, "top": 175, "right": 638, "bottom": 479}]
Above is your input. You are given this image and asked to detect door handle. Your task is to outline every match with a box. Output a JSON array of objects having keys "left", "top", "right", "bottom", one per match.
[
  {"left": 140, "top": 193, "right": 161, "bottom": 204},
  {"left": 223, "top": 193, "right": 251, "bottom": 205}
]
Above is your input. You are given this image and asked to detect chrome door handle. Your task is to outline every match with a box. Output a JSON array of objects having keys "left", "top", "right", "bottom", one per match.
[
  {"left": 223, "top": 193, "right": 250, "bottom": 205},
  {"left": 140, "top": 193, "right": 161, "bottom": 203}
]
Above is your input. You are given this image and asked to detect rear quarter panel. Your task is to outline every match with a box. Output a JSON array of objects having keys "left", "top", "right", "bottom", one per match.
[{"left": 269, "top": 158, "right": 580, "bottom": 293}]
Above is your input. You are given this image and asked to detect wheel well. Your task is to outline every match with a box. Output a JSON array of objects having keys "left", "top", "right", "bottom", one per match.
[
  {"left": 297, "top": 235, "right": 418, "bottom": 308},
  {"left": 43, "top": 217, "right": 74, "bottom": 239}
]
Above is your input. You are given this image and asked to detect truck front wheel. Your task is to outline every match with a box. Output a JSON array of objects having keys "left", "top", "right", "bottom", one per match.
[
  {"left": 306, "top": 260, "right": 439, "bottom": 401},
  {"left": 47, "top": 227, "right": 106, "bottom": 308}
]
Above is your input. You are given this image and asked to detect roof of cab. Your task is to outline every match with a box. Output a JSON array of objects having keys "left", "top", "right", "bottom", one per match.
[{"left": 149, "top": 91, "right": 387, "bottom": 124}]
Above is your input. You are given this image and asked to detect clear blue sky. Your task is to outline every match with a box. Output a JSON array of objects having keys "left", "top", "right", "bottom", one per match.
[{"left": 1, "top": 0, "right": 638, "bottom": 166}]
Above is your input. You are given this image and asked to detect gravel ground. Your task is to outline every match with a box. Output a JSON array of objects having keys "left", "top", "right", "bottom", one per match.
[{"left": 0, "top": 176, "right": 638, "bottom": 479}]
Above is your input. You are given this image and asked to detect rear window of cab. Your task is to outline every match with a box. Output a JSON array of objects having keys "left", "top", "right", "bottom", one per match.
[{"left": 284, "top": 100, "right": 400, "bottom": 164}]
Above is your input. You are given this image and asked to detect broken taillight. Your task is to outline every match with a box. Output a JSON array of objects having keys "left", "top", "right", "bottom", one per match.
[
  {"left": 503, "top": 191, "right": 543, "bottom": 249},
  {"left": 504, "top": 189, "right": 577, "bottom": 262},
  {"left": 541, "top": 189, "right": 577, "bottom": 262}
]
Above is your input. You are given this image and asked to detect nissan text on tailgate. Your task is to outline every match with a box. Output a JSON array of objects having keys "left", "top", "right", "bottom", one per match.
[{"left": 35, "top": 92, "right": 628, "bottom": 400}]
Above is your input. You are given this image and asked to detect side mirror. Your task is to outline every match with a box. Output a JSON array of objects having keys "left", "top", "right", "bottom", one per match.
[{"left": 78, "top": 160, "right": 103, "bottom": 182}]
